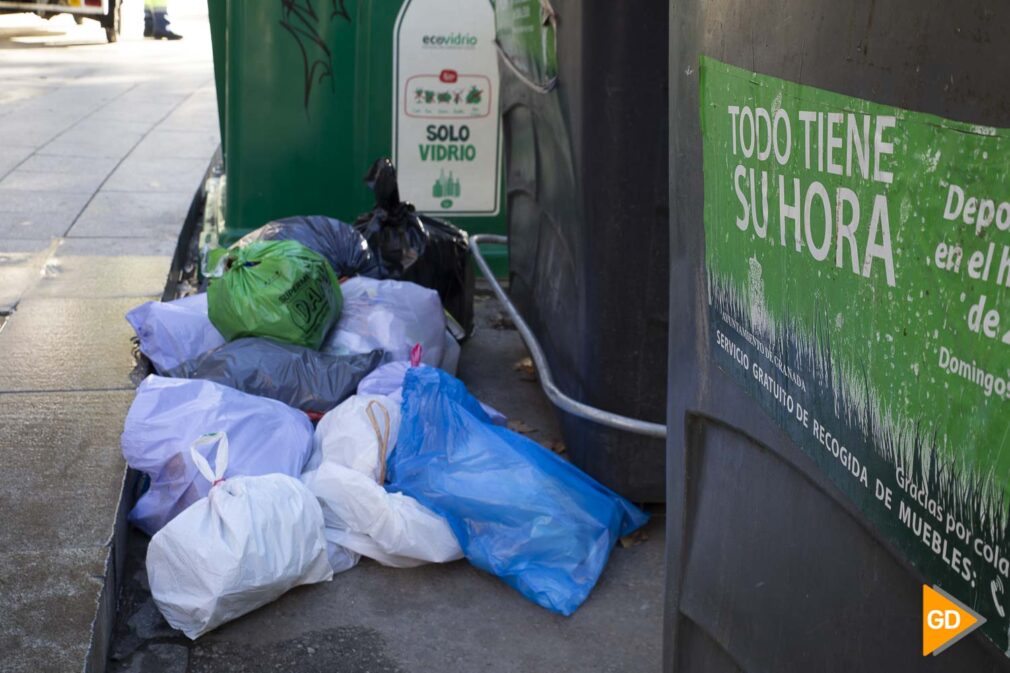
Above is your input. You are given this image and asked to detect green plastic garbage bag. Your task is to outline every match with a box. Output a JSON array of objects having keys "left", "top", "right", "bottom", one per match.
[{"left": 208, "top": 240, "right": 343, "bottom": 350}]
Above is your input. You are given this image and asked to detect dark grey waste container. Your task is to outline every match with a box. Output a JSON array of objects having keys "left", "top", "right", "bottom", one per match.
[
  {"left": 496, "top": 0, "right": 669, "bottom": 502},
  {"left": 667, "top": 0, "right": 1010, "bottom": 670}
]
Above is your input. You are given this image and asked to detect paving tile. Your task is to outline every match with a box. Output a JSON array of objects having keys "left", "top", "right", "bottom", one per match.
[
  {"left": 17, "top": 153, "right": 120, "bottom": 176},
  {"left": 67, "top": 191, "right": 192, "bottom": 239},
  {"left": 97, "top": 99, "right": 179, "bottom": 126},
  {"left": 0, "top": 546, "right": 108, "bottom": 673},
  {"left": 0, "top": 212, "right": 77, "bottom": 239},
  {"left": 0, "top": 238, "right": 53, "bottom": 254},
  {"left": 65, "top": 118, "right": 154, "bottom": 137},
  {"left": 0, "top": 190, "right": 91, "bottom": 239},
  {"left": 0, "top": 296, "right": 155, "bottom": 392},
  {"left": 59, "top": 237, "right": 178, "bottom": 257},
  {"left": 129, "top": 80, "right": 208, "bottom": 99},
  {"left": 0, "top": 81, "right": 49, "bottom": 108},
  {"left": 14, "top": 84, "right": 122, "bottom": 119},
  {"left": 0, "top": 167, "right": 106, "bottom": 194},
  {"left": 0, "top": 188, "right": 92, "bottom": 213},
  {"left": 0, "top": 145, "right": 34, "bottom": 178},
  {"left": 102, "top": 156, "right": 208, "bottom": 193},
  {"left": 112, "top": 89, "right": 189, "bottom": 109},
  {"left": 32, "top": 254, "right": 172, "bottom": 299},
  {"left": 0, "top": 390, "right": 132, "bottom": 552},
  {"left": 39, "top": 127, "right": 144, "bottom": 159},
  {"left": 0, "top": 239, "right": 57, "bottom": 312},
  {"left": 1, "top": 155, "right": 120, "bottom": 195},
  {"left": 0, "top": 115, "right": 69, "bottom": 148},
  {"left": 156, "top": 95, "right": 220, "bottom": 133},
  {"left": 129, "top": 129, "right": 219, "bottom": 160}
]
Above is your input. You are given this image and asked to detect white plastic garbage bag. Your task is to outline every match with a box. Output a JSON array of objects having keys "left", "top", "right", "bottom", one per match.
[
  {"left": 302, "top": 395, "right": 463, "bottom": 568},
  {"left": 126, "top": 293, "right": 225, "bottom": 373},
  {"left": 122, "top": 375, "right": 314, "bottom": 535},
  {"left": 321, "top": 276, "right": 445, "bottom": 366},
  {"left": 357, "top": 362, "right": 507, "bottom": 425},
  {"left": 148, "top": 433, "right": 332, "bottom": 639},
  {"left": 305, "top": 393, "right": 401, "bottom": 476}
]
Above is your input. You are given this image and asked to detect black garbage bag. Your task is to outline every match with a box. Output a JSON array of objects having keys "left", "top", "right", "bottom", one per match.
[
  {"left": 167, "top": 337, "right": 383, "bottom": 413},
  {"left": 235, "top": 215, "right": 381, "bottom": 279},
  {"left": 353, "top": 158, "right": 474, "bottom": 333}
]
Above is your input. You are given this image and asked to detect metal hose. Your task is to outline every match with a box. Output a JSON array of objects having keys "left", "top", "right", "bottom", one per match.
[{"left": 469, "top": 234, "right": 668, "bottom": 439}]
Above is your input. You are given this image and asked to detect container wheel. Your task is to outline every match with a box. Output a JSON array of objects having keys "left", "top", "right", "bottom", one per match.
[{"left": 104, "top": 0, "right": 121, "bottom": 43}]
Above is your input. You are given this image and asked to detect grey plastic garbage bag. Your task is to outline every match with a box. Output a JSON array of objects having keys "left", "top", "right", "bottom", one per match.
[
  {"left": 167, "top": 338, "right": 383, "bottom": 413},
  {"left": 235, "top": 215, "right": 381, "bottom": 279},
  {"left": 122, "top": 375, "right": 314, "bottom": 536}
]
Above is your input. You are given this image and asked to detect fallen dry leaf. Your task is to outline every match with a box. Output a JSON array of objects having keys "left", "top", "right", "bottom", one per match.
[
  {"left": 513, "top": 356, "right": 537, "bottom": 381},
  {"left": 507, "top": 419, "right": 537, "bottom": 435},
  {"left": 619, "top": 530, "right": 650, "bottom": 549},
  {"left": 545, "top": 440, "right": 568, "bottom": 460},
  {"left": 490, "top": 312, "right": 515, "bottom": 330}
]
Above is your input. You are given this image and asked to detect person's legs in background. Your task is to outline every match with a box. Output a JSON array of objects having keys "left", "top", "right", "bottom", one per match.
[{"left": 143, "top": 0, "right": 182, "bottom": 40}]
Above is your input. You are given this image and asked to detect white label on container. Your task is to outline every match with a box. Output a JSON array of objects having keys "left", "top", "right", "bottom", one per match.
[{"left": 393, "top": 0, "right": 501, "bottom": 216}]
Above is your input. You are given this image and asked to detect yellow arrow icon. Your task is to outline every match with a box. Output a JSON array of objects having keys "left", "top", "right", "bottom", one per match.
[{"left": 923, "top": 585, "right": 986, "bottom": 656}]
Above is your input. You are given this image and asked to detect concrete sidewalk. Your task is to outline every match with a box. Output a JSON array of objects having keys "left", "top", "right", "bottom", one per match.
[{"left": 0, "top": 3, "right": 217, "bottom": 670}]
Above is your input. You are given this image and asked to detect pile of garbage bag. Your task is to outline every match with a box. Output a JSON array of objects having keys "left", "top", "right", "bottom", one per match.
[{"left": 122, "top": 161, "right": 647, "bottom": 639}]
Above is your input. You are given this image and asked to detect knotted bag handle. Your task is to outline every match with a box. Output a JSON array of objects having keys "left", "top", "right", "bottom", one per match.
[
  {"left": 365, "top": 401, "right": 392, "bottom": 484},
  {"left": 190, "top": 432, "right": 229, "bottom": 488}
]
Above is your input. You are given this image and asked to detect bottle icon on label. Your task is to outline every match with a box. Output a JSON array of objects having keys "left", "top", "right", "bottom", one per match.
[{"left": 433, "top": 169, "right": 461, "bottom": 208}]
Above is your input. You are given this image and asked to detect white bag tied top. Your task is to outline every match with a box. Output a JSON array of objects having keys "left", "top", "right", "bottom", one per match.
[
  {"left": 190, "top": 432, "right": 229, "bottom": 487},
  {"left": 365, "top": 400, "right": 391, "bottom": 485}
]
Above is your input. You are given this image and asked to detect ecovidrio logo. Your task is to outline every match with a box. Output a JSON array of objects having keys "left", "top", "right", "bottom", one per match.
[
  {"left": 421, "top": 33, "right": 478, "bottom": 48},
  {"left": 922, "top": 585, "right": 986, "bottom": 656}
]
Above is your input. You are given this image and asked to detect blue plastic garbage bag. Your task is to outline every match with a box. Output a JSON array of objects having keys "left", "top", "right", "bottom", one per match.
[
  {"left": 386, "top": 367, "right": 649, "bottom": 615},
  {"left": 357, "top": 361, "right": 506, "bottom": 425}
]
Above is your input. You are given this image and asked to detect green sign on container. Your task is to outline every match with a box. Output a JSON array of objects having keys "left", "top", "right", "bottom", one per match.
[{"left": 702, "top": 56, "right": 1010, "bottom": 652}]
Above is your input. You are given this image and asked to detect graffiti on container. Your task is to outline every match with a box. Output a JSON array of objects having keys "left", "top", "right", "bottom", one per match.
[{"left": 279, "top": 0, "right": 350, "bottom": 113}]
